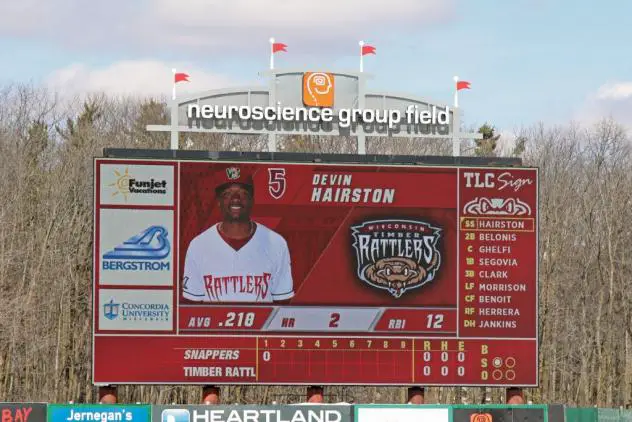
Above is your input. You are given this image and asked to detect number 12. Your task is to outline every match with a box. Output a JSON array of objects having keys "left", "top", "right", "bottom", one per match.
[{"left": 426, "top": 314, "right": 444, "bottom": 328}]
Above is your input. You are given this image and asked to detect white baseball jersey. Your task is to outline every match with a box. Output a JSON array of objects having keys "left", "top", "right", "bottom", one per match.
[{"left": 182, "top": 222, "right": 294, "bottom": 302}]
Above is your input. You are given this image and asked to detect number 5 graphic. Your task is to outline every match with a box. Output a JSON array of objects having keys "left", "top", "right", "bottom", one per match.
[{"left": 268, "top": 168, "right": 286, "bottom": 199}]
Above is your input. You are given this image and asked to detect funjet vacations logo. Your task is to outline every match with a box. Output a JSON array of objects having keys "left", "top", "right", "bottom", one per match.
[
  {"left": 108, "top": 167, "right": 168, "bottom": 201},
  {"left": 351, "top": 219, "right": 442, "bottom": 298}
]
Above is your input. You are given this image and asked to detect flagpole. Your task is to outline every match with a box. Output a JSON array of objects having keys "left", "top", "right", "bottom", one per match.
[
  {"left": 171, "top": 68, "right": 178, "bottom": 150},
  {"left": 359, "top": 40, "right": 364, "bottom": 72},
  {"left": 269, "top": 37, "right": 275, "bottom": 70},
  {"left": 453, "top": 75, "right": 459, "bottom": 108},
  {"left": 453, "top": 76, "right": 459, "bottom": 157},
  {"left": 172, "top": 68, "right": 177, "bottom": 101}
]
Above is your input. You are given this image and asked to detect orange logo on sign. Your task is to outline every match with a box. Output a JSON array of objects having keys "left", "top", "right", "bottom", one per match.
[
  {"left": 470, "top": 413, "right": 492, "bottom": 422},
  {"left": 303, "top": 72, "right": 334, "bottom": 107}
]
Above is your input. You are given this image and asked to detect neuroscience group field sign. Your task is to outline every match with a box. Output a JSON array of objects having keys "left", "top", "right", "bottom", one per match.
[{"left": 92, "top": 156, "right": 538, "bottom": 386}]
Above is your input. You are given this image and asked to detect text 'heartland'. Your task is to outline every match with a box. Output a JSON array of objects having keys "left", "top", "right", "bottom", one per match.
[{"left": 184, "top": 409, "right": 342, "bottom": 422}]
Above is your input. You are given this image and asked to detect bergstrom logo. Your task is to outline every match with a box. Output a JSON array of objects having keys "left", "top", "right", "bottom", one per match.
[
  {"left": 161, "top": 409, "right": 190, "bottom": 422},
  {"left": 102, "top": 226, "right": 170, "bottom": 271},
  {"left": 351, "top": 219, "right": 442, "bottom": 298},
  {"left": 108, "top": 167, "right": 168, "bottom": 201}
]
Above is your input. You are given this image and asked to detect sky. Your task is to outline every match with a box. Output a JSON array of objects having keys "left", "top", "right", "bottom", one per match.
[{"left": 1, "top": 0, "right": 631, "bottom": 138}]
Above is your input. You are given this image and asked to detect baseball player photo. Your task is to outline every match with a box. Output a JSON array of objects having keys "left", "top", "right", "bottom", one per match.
[{"left": 182, "top": 166, "right": 295, "bottom": 303}]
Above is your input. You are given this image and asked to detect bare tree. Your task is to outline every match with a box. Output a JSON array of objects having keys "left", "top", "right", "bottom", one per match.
[{"left": 1, "top": 82, "right": 631, "bottom": 406}]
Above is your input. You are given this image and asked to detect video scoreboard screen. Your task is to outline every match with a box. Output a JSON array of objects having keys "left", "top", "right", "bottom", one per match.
[{"left": 92, "top": 157, "right": 538, "bottom": 386}]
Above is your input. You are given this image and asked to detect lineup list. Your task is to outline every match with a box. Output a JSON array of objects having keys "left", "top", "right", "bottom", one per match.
[{"left": 458, "top": 169, "right": 538, "bottom": 339}]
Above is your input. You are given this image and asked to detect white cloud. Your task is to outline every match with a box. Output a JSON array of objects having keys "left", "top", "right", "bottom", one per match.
[
  {"left": 595, "top": 82, "right": 632, "bottom": 100},
  {"left": 0, "top": 0, "right": 454, "bottom": 53},
  {"left": 575, "top": 81, "right": 632, "bottom": 129},
  {"left": 0, "top": 0, "right": 68, "bottom": 36},
  {"left": 0, "top": 0, "right": 135, "bottom": 43},
  {"left": 151, "top": 0, "right": 451, "bottom": 30},
  {"left": 46, "top": 60, "right": 236, "bottom": 100}
]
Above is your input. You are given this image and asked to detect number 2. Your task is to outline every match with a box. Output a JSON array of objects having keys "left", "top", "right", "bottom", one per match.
[{"left": 329, "top": 312, "right": 340, "bottom": 328}]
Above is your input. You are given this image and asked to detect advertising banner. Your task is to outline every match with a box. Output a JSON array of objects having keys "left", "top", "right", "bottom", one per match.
[
  {"left": 547, "top": 405, "right": 565, "bottom": 422},
  {"left": 452, "top": 405, "right": 547, "bottom": 422},
  {"left": 47, "top": 405, "right": 151, "bottom": 422},
  {"left": 354, "top": 405, "right": 450, "bottom": 422},
  {"left": 0, "top": 403, "right": 46, "bottom": 422},
  {"left": 152, "top": 405, "right": 352, "bottom": 422},
  {"left": 93, "top": 157, "right": 538, "bottom": 385}
]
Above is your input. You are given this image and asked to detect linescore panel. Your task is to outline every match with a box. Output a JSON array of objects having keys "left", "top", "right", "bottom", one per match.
[{"left": 94, "top": 336, "right": 537, "bottom": 385}]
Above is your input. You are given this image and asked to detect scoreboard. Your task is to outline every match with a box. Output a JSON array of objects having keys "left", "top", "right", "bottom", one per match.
[{"left": 92, "top": 156, "right": 538, "bottom": 386}]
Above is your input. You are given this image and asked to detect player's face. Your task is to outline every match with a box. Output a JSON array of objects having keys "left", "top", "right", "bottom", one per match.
[{"left": 219, "top": 184, "right": 253, "bottom": 222}]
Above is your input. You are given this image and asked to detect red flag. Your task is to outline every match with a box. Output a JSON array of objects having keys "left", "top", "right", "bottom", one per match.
[
  {"left": 361, "top": 45, "right": 376, "bottom": 55},
  {"left": 457, "top": 80, "right": 471, "bottom": 90},
  {"left": 272, "top": 42, "right": 287, "bottom": 53},
  {"left": 175, "top": 72, "right": 189, "bottom": 83}
]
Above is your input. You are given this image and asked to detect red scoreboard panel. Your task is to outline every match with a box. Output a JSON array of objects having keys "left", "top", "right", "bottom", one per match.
[{"left": 93, "top": 157, "right": 538, "bottom": 386}]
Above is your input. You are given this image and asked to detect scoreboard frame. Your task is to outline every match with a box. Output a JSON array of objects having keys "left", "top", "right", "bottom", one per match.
[{"left": 92, "top": 149, "right": 538, "bottom": 387}]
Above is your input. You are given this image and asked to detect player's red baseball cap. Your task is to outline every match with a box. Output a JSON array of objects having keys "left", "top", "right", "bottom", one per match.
[{"left": 215, "top": 166, "right": 254, "bottom": 197}]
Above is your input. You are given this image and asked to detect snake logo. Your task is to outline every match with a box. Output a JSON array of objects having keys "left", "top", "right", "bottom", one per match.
[{"left": 350, "top": 219, "right": 442, "bottom": 298}]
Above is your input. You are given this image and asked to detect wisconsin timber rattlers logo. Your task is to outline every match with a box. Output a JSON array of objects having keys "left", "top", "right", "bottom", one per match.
[{"left": 351, "top": 219, "right": 442, "bottom": 298}]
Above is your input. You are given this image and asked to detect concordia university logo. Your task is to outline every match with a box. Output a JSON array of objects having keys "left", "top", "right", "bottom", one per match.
[
  {"left": 103, "top": 298, "right": 119, "bottom": 320},
  {"left": 351, "top": 219, "right": 442, "bottom": 298}
]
